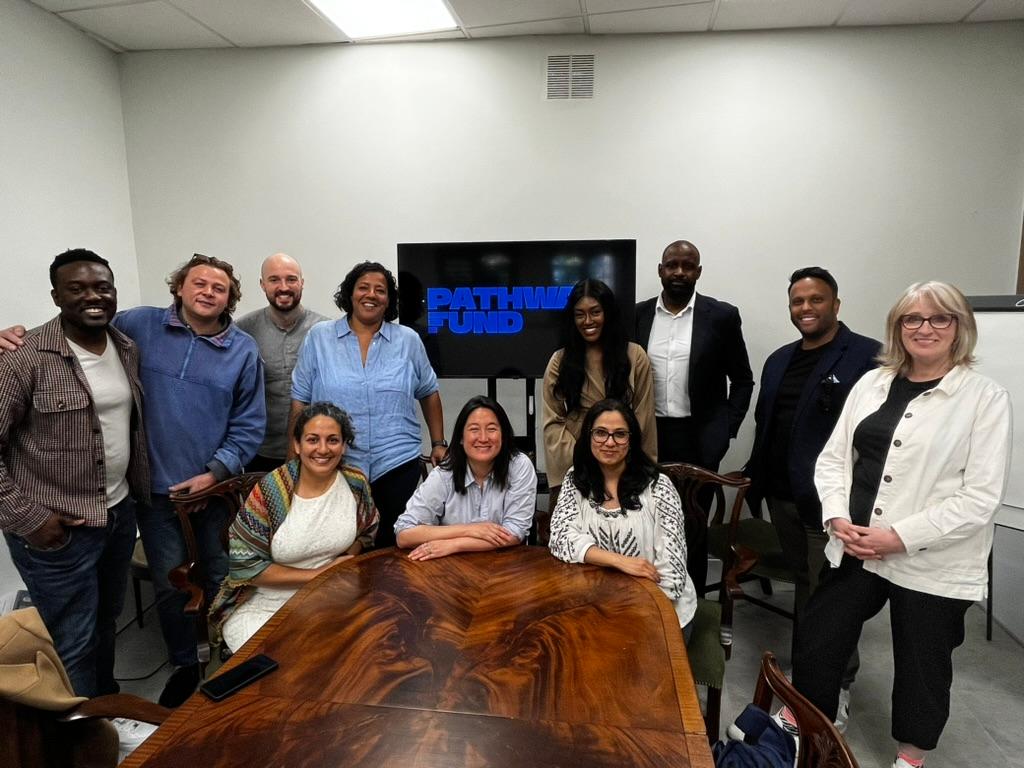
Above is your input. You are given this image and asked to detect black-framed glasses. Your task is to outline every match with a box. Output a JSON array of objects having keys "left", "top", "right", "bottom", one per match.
[
  {"left": 900, "top": 313, "right": 956, "bottom": 330},
  {"left": 591, "top": 428, "right": 630, "bottom": 445}
]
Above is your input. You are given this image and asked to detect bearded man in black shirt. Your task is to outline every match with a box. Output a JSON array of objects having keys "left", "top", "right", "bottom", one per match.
[{"left": 744, "top": 266, "right": 880, "bottom": 731}]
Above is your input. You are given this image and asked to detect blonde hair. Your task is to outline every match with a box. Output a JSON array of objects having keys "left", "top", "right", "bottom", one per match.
[{"left": 877, "top": 281, "right": 977, "bottom": 374}]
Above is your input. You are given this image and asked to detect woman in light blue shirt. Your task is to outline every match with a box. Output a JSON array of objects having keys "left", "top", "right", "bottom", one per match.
[
  {"left": 395, "top": 396, "right": 538, "bottom": 560},
  {"left": 290, "top": 262, "right": 446, "bottom": 548}
]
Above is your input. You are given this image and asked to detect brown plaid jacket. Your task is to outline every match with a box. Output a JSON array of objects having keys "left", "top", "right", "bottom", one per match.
[{"left": 0, "top": 317, "right": 150, "bottom": 536}]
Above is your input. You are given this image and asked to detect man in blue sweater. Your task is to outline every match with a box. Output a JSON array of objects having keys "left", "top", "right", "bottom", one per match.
[{"left": 114, "top": 254, "right": 265, "bottom": 706}]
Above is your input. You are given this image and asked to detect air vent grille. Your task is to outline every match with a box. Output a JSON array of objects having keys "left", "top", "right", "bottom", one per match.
[{"left": 546, "top": 54, "right": 595, "bottom": 99}]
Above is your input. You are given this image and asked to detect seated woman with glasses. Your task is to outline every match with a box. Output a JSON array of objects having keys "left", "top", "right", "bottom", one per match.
[
  {"left": 209, "top": 402, "right": 379, "bottom": 653},
  {"left": 548, "top": 398, "right": 697, "bottom": 634},
  {"left": 394, "top": 396, "right": 537, "bottom": 561},
  {"left": 787, "top": 282, "right": 1011, "bottom": 768}
]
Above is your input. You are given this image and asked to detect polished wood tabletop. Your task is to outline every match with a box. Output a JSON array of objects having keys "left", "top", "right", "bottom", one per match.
[{"left": 125, "top": 546, "right": 714, "bottom": 768}]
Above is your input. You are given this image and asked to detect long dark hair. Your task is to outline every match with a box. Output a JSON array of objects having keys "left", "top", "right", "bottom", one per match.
[
  {"left": 441, "top": 395, "right": 519, "bottom": 495},
  {"left": 554, "top": 279, "right": 632, "bottom": 414},
  {"left": 571, "top": 399, "right": 657, "bottom": 511}
]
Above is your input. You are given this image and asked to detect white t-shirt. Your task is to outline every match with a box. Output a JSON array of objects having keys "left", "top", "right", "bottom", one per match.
[{"left": 67, "top": 336, "right": 132, "bottom": 507}]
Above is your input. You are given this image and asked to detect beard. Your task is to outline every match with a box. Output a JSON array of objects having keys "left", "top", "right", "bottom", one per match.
[{"left": 268, "top": 291, "right": 300, "bottom": 312}]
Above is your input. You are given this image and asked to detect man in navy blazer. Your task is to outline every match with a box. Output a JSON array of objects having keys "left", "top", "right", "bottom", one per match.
[
  {"left": 744, "top": 266, "right": 880, "bottom": 729},
  {"left": 633, "top": 240, "right": 754, "bottom": 472}
]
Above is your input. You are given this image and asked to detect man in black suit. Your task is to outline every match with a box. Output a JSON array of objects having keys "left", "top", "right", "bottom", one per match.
[
  {"left": 633, "top": 240, "right": 754, "bottom": 471},
  {"left": 743, "top": 266, "right": 880, "bottom": 731}
]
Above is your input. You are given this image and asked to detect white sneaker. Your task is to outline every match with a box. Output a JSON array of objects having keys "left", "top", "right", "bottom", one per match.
[
  {"left": 112, "top": 718, "right": 158, "bottom": 763},
  {"left": 892, "top": 759, "right": 922, "bottom": 768},
  {"left": 834, "top": 686, "right": 851, "bottom": 734}
]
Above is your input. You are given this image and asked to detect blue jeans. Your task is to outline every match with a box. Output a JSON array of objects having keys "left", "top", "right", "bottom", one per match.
[
  {"left": 5, "top": 497, "right": 136, "bottom": 698},
  {"left": 136, "top": 494, "right": 229, "bottom": 667}
]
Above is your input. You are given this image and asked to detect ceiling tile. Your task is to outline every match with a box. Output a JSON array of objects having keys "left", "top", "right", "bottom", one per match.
[
  {"left": 30, "top": 0, "right": 128, "bottom": 11},
  {"left": 713, "top": 0, "right": 848, "bottom": 30},
  {"left": 364, "top": 29, "right": 467, "bottom": 42},
  {"left": 169, "top": 0, "right": 346, "bottom": 47},
  {"left": 838, "top": 0, "right": 981, "bottom": 26},
  {"left": 447, "top": 0, "right": 582, "bottom": 28},
  {"left": 60, "top": 1, "right": 231, "bottom": 50},
  {"left": 586, "top": 0, "right": 695, "bottom": 11},
  {"left": 965, "top": 0, "right": 1024, "bottom": 21},
  {"left": 589, "top": 2, "right": 714, "bottom": 34},
  {"left": 469, "top": 17, "right": 586, "bottom": 37}
]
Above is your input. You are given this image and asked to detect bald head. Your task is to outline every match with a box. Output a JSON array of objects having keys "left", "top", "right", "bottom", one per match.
[
  {"left": 658, "top": 240, "right": 702, "bottom": 310},
  {"left": 259, "top": 252, "right": 304, "bottom": 313}
]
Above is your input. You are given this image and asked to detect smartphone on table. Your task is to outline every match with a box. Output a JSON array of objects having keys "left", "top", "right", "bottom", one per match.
[{"left": 199, "top": 653, "right": 279, "bottom": 701}]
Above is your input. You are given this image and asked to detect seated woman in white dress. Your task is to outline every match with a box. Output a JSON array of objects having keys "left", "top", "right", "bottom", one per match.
[
  {"left": 548, "top": 398, "right": 697, "bottom": 634},
  {"left": 210, "top": 402, "right": 379, "bottom": 652},
  {"left": 395, "top": 396, "right": 537, "bottom": 561}
]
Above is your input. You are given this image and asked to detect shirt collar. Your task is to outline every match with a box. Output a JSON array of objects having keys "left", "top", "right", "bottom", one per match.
[
  {"left": 163, "top": 304, "right": 234, "bottom": 348},
  {"left": 872, "top": 363, "right": 968, "bottom": 396},
  {"left": 656, "top": 292, "right": 696, "bottom": 318},
  {"left": 462, "top": 466, "right": 493, "bottom": 490},
  {"left": 336, "top": 316, "right": 392, "bottom": 341}
]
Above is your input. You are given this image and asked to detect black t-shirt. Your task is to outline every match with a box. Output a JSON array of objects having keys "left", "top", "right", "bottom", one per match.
[
  {"left": 765, "top": 342, "right": 829, "bottom": 499},
  {"left": 848, "top": 374, "right": 942, "bottom": 526}
]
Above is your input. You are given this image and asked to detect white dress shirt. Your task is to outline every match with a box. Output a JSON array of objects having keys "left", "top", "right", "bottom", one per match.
[
  {"left": 647, "top": 294, "right": 696, "bottom": 418},
  {"left": 815, "top": 365, "right": 1012, "bottom": 600}
]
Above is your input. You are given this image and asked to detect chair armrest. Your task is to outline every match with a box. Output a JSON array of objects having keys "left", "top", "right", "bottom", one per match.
[{"left": 61, "top": 694, "right": 170, "bottom": 725}]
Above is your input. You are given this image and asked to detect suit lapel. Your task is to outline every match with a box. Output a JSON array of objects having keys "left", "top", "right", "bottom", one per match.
[
  {"left": 688, "top": 294, "right": 709, "bottom": 389},
  {"left": 793, "top": 327, "right": 847, "bottom": 423}
]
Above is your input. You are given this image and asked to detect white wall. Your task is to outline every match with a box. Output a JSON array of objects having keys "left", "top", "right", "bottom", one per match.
[
  {"left": 1, "top": 0, "right": 140, "bottom": 593},
  {"left": 117, "top": 22, "right": 1024, "bottom": 472}
]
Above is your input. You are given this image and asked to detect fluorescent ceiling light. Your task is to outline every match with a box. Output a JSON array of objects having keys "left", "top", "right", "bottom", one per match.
[{"left": 310, "top": 0, "right": 458, "bottom": 40}]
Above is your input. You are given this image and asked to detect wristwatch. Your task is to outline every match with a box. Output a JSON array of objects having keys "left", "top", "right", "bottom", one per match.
[{"left": 431, "top": 439, "right": 448, "bottom": 449}]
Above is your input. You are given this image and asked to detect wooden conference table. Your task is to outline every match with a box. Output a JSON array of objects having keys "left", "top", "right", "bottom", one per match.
[{"left": 125, "top": 546, "right": 714, "bottom": 767}]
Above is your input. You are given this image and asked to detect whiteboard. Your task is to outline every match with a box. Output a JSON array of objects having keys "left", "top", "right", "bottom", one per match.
[{"left": 972, "top": 300, "right": 1024, "bottom": 512}]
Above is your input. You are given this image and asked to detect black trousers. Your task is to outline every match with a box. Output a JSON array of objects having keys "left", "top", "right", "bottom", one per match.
[
  {"left": 657, "top": 416, "right": 714, "bottom": 595},
  {"left": 792, "top": 556, "right": 971, "bottom": 750},
  {"left": 370, "top": 457, "right": 423, "bottom": 549}
]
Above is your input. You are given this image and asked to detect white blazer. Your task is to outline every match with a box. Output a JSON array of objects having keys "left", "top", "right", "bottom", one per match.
[{"left": 815, "top": 364, "right": 1012, "bottom": 600}]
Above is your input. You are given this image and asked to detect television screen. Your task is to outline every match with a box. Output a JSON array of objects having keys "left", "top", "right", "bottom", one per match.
[{"left": 398, "top": 239, "right": 636, "bottom": 378}]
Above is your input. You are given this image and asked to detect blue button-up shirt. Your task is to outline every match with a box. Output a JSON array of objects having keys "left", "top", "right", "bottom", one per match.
[
  {"left": 291, "top": 317, "right": 439, "bottom": 481},
  {"left": 394, "top": 452, "right": 537, "bottom": 541}
]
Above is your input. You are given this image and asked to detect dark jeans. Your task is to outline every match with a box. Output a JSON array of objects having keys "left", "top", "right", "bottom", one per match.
[
  {"left": 371, "top": 457, "right": 423, "bottom": 549},
  {"left": 768, "top": 496, "right": 859, "bottom": 687},
  {"left": 136, "top": 494, "right": 229, "bottom": 667},
  {"left": 793, "top": 556, "right": 970, "bottom": 750},
  {"left": 5, "top": 497, "right": 136, "bottom": 697}
]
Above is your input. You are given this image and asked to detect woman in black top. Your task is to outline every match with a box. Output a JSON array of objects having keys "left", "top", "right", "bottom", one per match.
[{"left": 782, "top": 282, "right": 1012, "bottom": 768}]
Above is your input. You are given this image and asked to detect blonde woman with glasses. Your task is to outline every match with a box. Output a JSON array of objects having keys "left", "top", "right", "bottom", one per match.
[{"left": 783, "top": 282, "right": 1012, "bottom": 768}]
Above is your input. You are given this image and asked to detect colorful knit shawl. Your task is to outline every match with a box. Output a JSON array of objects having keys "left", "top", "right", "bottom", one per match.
[{"left": 208, "top": 459, "right": 378, "bottom": 638}]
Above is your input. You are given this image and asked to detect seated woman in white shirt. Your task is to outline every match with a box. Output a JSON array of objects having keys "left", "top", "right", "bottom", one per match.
[
  {"left": 210, "top": 402, "right": 378, "bottom": 652},
  {"left": 395, "top": 396, "right": 537, "bottom": 560},
  {"left": 548, "top": 398, "right": 697, "bottom": 635}
]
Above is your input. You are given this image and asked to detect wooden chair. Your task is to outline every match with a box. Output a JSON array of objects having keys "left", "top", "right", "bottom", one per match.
[
  {"left": 669, "top": 461, "right": 796, "bottom": 622},
  {"left": 712, "top": 495, "right": 796, "bottom": 621},
  {"left": 167, "top": 472, "right": 265, "bottom": 665},
  {"left": 661, "top": 463, "right": 757, "bottom": 741},
  {"left": 752, "top": 652, "right": 859, "bottom": 768},
  {"left": 0, "top": 608, "right": 169, "bottom": 768}
]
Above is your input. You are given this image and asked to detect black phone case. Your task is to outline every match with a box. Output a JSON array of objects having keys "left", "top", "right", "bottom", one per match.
[{"left": 199, "top": 654, "right": 279, "bottom": 701}]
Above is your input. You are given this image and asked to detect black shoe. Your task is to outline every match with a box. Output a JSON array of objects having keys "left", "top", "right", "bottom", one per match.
[{"left": 158, "top": 663, "right": 201, "bottom": 708}]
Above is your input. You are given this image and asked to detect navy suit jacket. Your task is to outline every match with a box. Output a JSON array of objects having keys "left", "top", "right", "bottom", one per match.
[
  {"left": 744, "top": 322, "right": 881, "bottom": 525},
  {"left": 634, "top": 293, "right": 754, "bottom": 469}
]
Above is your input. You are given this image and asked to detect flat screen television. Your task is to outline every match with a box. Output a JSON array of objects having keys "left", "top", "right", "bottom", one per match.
[{"left": 397, "top": 239, "right": 636, "bottom": 379}]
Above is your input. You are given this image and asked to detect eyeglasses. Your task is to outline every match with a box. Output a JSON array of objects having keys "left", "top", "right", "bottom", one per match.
[
  {"left": 900, "top": 313, "right": 956, "bottom": 330},
  {"left": 591, "top": 428, "right": 630, "bottom": 445}
]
